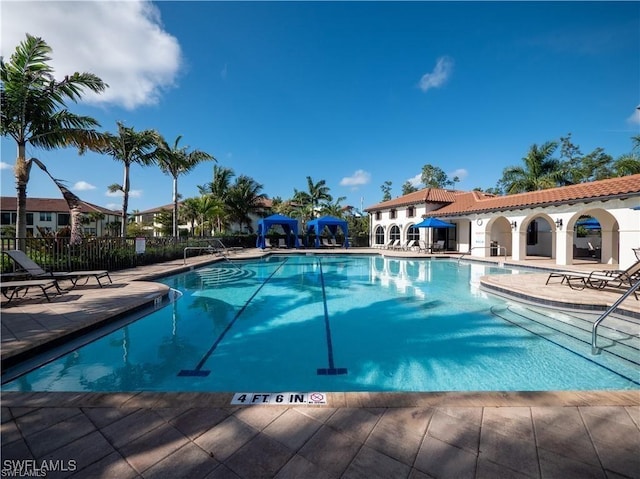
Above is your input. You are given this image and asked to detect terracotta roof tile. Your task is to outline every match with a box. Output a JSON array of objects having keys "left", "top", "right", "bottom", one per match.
[
  {"left": 0, "top": 197, "right": 120, "bottom": 216},
  {"left": 366, "top": 188, "right": 458, "bottom": 210},
  {"left": 365, "top": 174, "right": 640, "bottom": 216}
]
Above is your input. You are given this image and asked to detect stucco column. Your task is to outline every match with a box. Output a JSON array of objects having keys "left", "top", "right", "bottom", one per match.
[
  {"left": 555, "top": 228, "right": 571, "bottom": 266},
  {"left": 511, "top": 228, "right": 523, "bottom": 261}
]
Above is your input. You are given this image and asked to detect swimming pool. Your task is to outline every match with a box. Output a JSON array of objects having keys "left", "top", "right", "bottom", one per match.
[{"left": 3, "top": 255, "right": 638, "bottom": 392}]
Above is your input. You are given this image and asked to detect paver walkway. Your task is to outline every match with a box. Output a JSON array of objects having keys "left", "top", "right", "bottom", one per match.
[{"left": 1, "top": 248, "right": 639, "bottom": 478}]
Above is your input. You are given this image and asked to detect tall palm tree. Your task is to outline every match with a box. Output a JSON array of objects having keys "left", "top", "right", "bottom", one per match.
[
  {"left": 194, "top": 195, "right": 225, "bottom": 237},
  {"left": 501, "top": 141, "right": 565, "bottom": 194},
  {"left": 293, "top": 176, "right": 333, "bottom": 218},
  {"left": 1, "top": 33, "right": 107, "bottom": 244},
  {"left": 226, "top": 175, "right": 267, "bottom": 232},
  {"left": 101, "top": 122, "right": 159, "bottom": 237},
  {"left": 156, "top": 135, "right": 215, "bottom": 237}
]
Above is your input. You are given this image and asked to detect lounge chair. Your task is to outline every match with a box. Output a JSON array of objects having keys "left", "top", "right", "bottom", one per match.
[
  {"left": 546, "top": 260, "right": 640, "bottom": 296},
  {"left": 1, "top": 278, "right": 62, "bottom": 304},
  {"left": 330, "top": 238, "right": 340, "bottom": 248},
  {"left": 3, "top": 250, "right": 112, "bottom": 288},
  {"left": 277, "top": 238, "right": 288, "bottom": 248},
  {"left": 386, "top": 239, "right": 400, "bottom": 250},
  {"left": 403, "top": 240, "right": 417, "bottom": 251}
]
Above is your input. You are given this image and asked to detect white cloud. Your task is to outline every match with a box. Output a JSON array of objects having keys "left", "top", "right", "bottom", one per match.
[
  {"left": 627, "top": 107, "right": 640, "bottom": 125},
  {"left": 0, "top": 162, "right": 13, "bottom": 170},
  {"left": 1, "top": 1, "right": 182, "bottom": 110},
  {"left": 340, "top": 170, "right": 371, "bottom": 187},
  {"left": 418, "top": 56, "right": 454, "bottom": 92},
  {"left": 106, "top": 189, "right": 142, "bottom": 198},
  {"left": 407, "top": 173, "right": 422, "bottom": 188},
  {"left": 106, "top": 203, "right": 121, "bottom": 211},
  {"left": 449, "top": 168, "right": 468, "bottom": 181},
  {"left": 73, "top": 181, "right": 96, "bottom": 191}
]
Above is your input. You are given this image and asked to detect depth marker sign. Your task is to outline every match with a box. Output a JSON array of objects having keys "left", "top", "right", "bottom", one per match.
[{"left": 231, "top": 392, "right": 328, "bottom": 405}]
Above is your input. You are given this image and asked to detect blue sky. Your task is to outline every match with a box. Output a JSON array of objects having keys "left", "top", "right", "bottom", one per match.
[{"left": 1, "top": 1, "right": 639, "bottom": 214}]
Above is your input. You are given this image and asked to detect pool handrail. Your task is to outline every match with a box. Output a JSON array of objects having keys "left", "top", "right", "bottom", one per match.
[
  {"left": 183, "top": 239, "right": 233, "bottom": 265},
  {"left": 591, "top": 278, "right": 640, "bottom": 355}
]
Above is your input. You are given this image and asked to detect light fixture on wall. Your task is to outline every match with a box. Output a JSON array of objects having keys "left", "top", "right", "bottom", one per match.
[
  {"left": 510, "top": 221, "right": 517, "bottom": 229},
  {"left": 555, "top": 218, "right": 563, "bottom": 229}
]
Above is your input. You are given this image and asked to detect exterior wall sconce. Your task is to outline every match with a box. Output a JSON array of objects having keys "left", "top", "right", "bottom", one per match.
[
  {"left": 510, "top": 221, "right": 517, "bottom": 229},
  {"left": 555, "top": 218, "right": 563, "bottom": 229}
]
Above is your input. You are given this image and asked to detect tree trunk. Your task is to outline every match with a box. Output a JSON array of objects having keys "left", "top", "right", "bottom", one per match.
[{"left": 14, "top": 144, "right": 28, "bottom": 250}]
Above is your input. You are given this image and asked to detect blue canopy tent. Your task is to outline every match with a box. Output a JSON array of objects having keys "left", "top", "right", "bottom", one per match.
[
  {"left": 256, "top": 214, "right": 300, "bottom": 249},
  {"left": 306, "top": 216, "right": 349, "bottom": 248},
  {"left": 576, "top": 218, "right": 601, "bottom": 230}
]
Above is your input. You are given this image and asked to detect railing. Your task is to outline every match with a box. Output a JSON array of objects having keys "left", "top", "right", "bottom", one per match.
[
  {"left": 183, "top": 238, "right": 242, "bottom": 268},
  {"left": 1, "top": 236, "right": 256, "bottom": 273},
  {"left": 591, "top": 279, "right": 640, "bottom": 355},
  {"left": 458, "top": 245, "right": 507, "bottom": 263}
]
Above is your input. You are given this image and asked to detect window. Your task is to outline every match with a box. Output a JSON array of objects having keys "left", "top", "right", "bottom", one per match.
[
  {"left": 407, "top": 206, "right": 415, "bottom": 217},
  {"left": 374, "top": 226, "right": 385, "bottom": 245},
  {"left": 390, "top": 225, "right": 400, "bottom": 241},
  {"left": 1, "top": 212, "right": 16, "bottom": 225},
  {"left": 390, "top": 209, "right": 397, "bottom": 220},
  {"left": 39, "top": 212, "right": 52, "bottom": 222},
  {"left": 26, "top": 213, "right": 33, "bottom": 225},
  {"left": 58, "top": 213, "right": 70, "bottom": 226},
  {"left": 375, "top": 211, "right": 381, "bottom": 221},
  {"left": 407, "top": 225, "right": 420, "bottom": 241}
]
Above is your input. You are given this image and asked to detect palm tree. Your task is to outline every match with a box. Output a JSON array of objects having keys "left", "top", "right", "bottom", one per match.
[
  {"left": 194, "top": 195, "right": 224, "bottom": 237},
  {"left": 321, "top": 196, "right": 347, "bottom": 217},
  {"left": 226, "top": 175, "right": 267, "bottom": 232},
  {"left": 156, "top": 135, "right": 215, "bottom": 237},
  {"left": 198, "top": 165, "right": 234, "bottom": 233},
  {"left": 293, "top": 176, "right": 333, "bottom": 218},
  {"left": 179, "top": 197, "right": 200, "bottom": 234},
  {"left": 101, "top": 122, "right": 159, "bottom": 237},
  {"left": 1, "top": 33, "right": 107, "bottom": 245},
  {"left": 501, "top": 141, "right": 565, "bottom": 194}
]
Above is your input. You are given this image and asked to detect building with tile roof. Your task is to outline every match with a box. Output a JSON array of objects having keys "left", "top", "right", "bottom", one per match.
[
  {"left": 365, "top": 174, "right": 640, "bottom": 268},
  {"left": 0, "top": 197, "right": 121, "bottom": 237}
]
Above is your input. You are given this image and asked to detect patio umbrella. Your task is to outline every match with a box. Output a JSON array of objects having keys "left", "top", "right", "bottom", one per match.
[
  {"left": 414, "top": 217, "right": 455, "bottom": 228},
  {"left": 414, "top": 217, "right": 455, "bottom": 249}
]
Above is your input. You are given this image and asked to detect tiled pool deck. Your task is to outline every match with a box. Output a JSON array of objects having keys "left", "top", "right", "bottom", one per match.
[{"left": 1, "top": 248, "right": 639, "bottom": 478}]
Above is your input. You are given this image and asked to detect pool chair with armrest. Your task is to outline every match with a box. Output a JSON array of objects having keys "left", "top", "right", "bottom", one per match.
[
  {"left": 546, "top": 260, "right": 640, "bottom": 297},
  {"left": 3, "top": 250, "right": 112, "bottom": 288}
]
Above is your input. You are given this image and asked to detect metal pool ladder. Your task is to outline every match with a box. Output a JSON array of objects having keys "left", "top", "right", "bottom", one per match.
[{"left": 591, "top": 279, "right": 640, "bottom": 355}]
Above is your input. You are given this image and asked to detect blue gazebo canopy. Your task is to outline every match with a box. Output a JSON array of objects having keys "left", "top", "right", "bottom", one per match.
[
  {"left": 306, "top": 215, "right": 349, "bottom": 248},
  {"left": 256, "top": 214, "right": 300, "bottom": 248}
]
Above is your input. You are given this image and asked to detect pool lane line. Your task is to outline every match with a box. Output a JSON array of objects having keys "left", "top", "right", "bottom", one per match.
[
  {"left": 316, "top": 257, "right": 348, "bottom": 376},
  {"left": 178, "top": 258, "right": 290, "bottom": 377}
]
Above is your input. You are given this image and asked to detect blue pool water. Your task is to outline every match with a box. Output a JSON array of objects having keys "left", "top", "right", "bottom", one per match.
[{"left": 3, "top": 255, "right": 638, "bottom": 392}]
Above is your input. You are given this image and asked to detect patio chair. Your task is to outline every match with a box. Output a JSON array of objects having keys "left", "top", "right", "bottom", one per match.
[
  {"left": 277, "top": 238, "right": 288, "bottom": 248},
  {"left": 1, "top": 278, "right": 62, "bottom": 304},
  {"left": 430, "top": 240, "right": 445, "bottom": 252},
  {"left": 545, "top": 260, "right": 640, "bottom": 298},
  {"left": 3, "top": 250, "right": 112, "bottom": 288}
]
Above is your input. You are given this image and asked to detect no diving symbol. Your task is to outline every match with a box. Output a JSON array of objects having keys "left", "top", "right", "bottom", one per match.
[{"left": 309, "top": 392, "right": 326, "bottom": 404}]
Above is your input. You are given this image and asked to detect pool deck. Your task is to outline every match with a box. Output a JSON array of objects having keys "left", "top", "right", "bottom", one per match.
[{"left": 1, "top": 248, "right": 639, "bottom": 478}]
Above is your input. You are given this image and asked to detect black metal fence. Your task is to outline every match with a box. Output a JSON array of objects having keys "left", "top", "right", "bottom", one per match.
[{"left": 0, "top": 235, "right": 258, "bottom": 274}]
